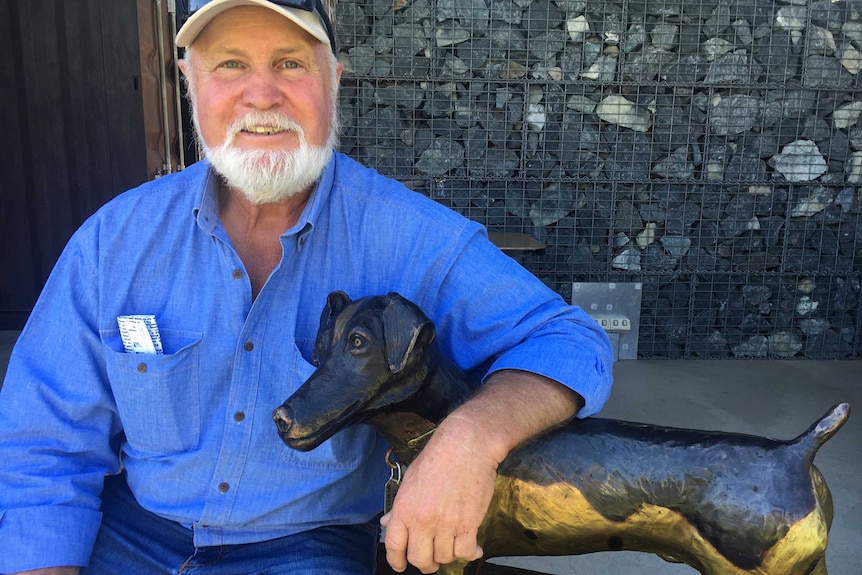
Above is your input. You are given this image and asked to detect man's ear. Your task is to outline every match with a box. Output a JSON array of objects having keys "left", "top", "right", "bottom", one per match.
[{"left": 381, "top": 293, "right": 435, "bottom": 374}]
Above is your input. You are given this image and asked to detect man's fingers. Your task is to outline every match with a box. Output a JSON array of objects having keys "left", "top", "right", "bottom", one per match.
[
  {"left": 433, "top": 531, "right": 482, "bottom": 566},
  {"left": 384, "top": 514, "right": 445, "bottom": 574},
  {"left": 433, "top": 534, "right": 457, "bottom": 566},
  {"left": 382, "top": 515, "right": 409, "bottom": 573},
  {"left": 382, "top": 521, "right": 484, "bottom": 574},
  {"left": 404, "top": 532, "right": 437, "bottom": 574},
  {"left": 454, "top": 533, "right": 484, "bottom": 563}
]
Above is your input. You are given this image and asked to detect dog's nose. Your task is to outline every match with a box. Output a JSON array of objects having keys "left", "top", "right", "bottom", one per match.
[{"left": 272, "top": 405, "right": 294, "bottom": 434}]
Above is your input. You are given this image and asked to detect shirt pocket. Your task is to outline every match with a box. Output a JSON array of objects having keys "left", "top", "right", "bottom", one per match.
[
  {"left": 275, "top": 346, "right": 378, "bottom": 470},
  {"left": 101, "top": 328, "right": 203, "bottom": 456},
  {"left": 277, "top": 424, "right": 379, "bottom": 471}
]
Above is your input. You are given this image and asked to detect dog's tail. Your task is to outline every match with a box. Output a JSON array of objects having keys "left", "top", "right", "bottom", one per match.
[{"left": 792, "top": 403, "right": 850, "bottom": 462}]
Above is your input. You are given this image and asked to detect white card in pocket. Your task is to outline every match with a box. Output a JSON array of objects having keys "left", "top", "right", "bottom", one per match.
[{"left": 117, "top": 315, "right": 164, "bottom": 354}]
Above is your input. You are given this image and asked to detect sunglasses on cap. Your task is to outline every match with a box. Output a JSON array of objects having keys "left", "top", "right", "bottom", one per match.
[{"left": 187, "top": 0, "right": 337, "bottom": 54}]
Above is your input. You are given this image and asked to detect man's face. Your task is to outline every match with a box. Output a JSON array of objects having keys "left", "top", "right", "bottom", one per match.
[
  {"left": 183, "top": 5, "right": 339, "bottom": 151},
  {"left": 180, "top": 6, "right": 343, "bottom": 203}
]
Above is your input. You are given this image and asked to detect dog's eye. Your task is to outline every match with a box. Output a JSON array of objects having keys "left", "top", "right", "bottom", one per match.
[{"left": 349, "top": 333, "right": 367, "bottom": 350}]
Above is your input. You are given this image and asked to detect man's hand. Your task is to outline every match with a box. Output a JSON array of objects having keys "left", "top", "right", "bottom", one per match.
[
  {"left": 380, "top": 414, "right": 492, "bottom": 573},
  {"left": 379, "top": 370, "right": 583, "bottom": 573}
]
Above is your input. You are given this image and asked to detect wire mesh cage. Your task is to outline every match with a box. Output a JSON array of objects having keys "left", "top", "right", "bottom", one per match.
[{"left": 332, "top": 0, "right": 862, "bottom": 359}]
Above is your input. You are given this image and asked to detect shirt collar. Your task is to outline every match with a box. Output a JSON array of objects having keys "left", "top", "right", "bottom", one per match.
[
  {"left": 290, "top": 152, "right": 336, "bottom": 240},
  {"left": 194, "top": 164, "right": 221, "bottom": 235},
  {"left": 192, "top": 154, "right": 337, "bottom": 238}
]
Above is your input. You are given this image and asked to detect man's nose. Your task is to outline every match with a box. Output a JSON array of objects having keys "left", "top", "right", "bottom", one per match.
[{"left": 242, "top": 68, "right": 286, "bottom": 109}]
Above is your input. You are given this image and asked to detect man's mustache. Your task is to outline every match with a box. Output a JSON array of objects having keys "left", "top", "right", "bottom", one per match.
[{"left": 225, "top": 112, "right": 306, "bottom": 142}]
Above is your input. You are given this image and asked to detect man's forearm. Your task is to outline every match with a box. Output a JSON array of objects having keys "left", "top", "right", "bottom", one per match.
[
  {"left": 380, "top": 369, "right": 584, "bottom": 572},
  {"left": 442, "top": 369, "right": 584, "bottom": 465}
]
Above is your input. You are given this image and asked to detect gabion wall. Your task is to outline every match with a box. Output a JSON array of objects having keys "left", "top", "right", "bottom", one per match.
[{"left": 333, "top": 0, "right": 862, "bottom": 359}]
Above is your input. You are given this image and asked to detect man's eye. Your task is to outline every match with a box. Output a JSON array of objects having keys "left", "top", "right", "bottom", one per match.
[
  {"left": 280, "top": 60, "right": 300, "bottom": 69},
  {"left": 221, "top": 61, "right": 242, "bottom": 69}
]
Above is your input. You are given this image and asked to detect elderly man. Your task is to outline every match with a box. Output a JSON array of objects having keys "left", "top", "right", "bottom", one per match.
[{"left": 0, "top": 1, "right": 613, "bottom": 574}]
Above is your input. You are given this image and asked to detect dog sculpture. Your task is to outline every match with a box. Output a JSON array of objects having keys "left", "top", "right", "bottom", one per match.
[{"left": 273, "top": 291, "right": 850, "bottom": 575}]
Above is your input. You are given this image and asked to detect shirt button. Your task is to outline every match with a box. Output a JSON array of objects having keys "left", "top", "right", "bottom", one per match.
[
  {"left": 218, "top": 482, "right": 230, "bottom": 493},
  {"left": 232, "top": 269, "right": 243, "bottom": 279},
  {"left": 244, "top": 340, "right": 254, "bottom": 352},
  {"left": 137, "top": 363, "right": 147, "bottom": 374},
  {"left": 234, "top": 411, "right": 245, "bottom": 423}
]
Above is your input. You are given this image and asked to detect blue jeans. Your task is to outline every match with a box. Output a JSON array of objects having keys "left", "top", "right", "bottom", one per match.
[{"left": 83, "top": 474, "right": 378, "bottom": 575}]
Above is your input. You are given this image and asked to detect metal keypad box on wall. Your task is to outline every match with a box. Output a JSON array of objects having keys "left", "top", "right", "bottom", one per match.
[{"left": 571, "top": 282, "right": 642, "bottom": 361}]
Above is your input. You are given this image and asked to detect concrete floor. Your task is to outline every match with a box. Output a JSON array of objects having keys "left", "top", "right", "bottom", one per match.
[{"left": 1, "top": 331, "right": 860, "bottom": 574}]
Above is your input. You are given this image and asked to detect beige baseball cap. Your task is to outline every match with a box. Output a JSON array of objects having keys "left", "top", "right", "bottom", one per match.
[{"left": 176, "top": 0, "right": 334, "bottom": 50}]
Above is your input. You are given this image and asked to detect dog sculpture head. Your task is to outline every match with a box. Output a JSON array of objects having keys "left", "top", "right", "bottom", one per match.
[{"left": 273, "top": 291, "right": 436, "bottom": 451}]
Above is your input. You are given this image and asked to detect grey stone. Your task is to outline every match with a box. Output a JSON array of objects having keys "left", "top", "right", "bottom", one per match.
[
  {"left": 709, "top": 94, "right": 760, "bottom": 135},
  {"left": 596, "top": 95, "right": 652, "bottom": 132},
  {"left": 725, "top": 155, "right": 767, "bottom": 184},
  {"left": 652, "top": 147, "right": 694, "bottom": 179},
  {"left": 522, "top": 0, "right": 565, "bottom": 37},
  {"left": 435, "top": 21, "right": 471, "bottom": 47},
  {"left": 650, "top": 23, "right": 678, "bottom": 50},
  {"left": 436, "top": 0, "right": 490, "bottom": 27},
  {"left": 335, "top": 2, "right": 370, "bottom": 49},
  {"left": 742, "top": 284, "right": 772, "bottom": 306},
  {"left": 641, "top": 244, "right": 678, "bottom": 270},
  {"left": 732, "top": 336, "right": 769, "bottom": 357},
  {"left": 490, "top": 0, "right": 522, "bottom": 24},
  {"left": 704, "top": 53, "right": 763, "bottom": 84},
  {"left": 415, "top": 138, "right": 465, "bottom": 176},
  {"left": 528, "top": 29, "right": 569, "bottom": 60},
  {"left": 529, "top": 189, "right": 577, "bottom": 226},
  {"left": 660, "top": 236, "right": 692, "bottom": 258},
  {"left": 767, "top": 331, "right": 804, "bottom": 357},
  {"left": 803, "top": 55, "right": 854, "bottom": 88},
  {"left": 805, "top": 330, "right": 854, "bottom": 358},
  {"left": 468, "top": 146, "right": 520, "bottom": 178},
  {"left": 612, "top": 247, "right": 642, "bottom": 271},
  {"left": 772, "top": 140, "right": 828, "bottom": 182}
]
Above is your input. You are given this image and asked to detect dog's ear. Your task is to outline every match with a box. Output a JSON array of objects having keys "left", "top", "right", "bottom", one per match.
[
  {"left": 321, "top": 291, "right": 352, "bottom": 328},
  {"left": 382, "top": 293, "right": 436, "bottom": 374}
]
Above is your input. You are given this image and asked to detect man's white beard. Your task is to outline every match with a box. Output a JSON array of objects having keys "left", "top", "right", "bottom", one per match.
[{"left": 200, "top": 110, "right": 336, "bottom": 205}]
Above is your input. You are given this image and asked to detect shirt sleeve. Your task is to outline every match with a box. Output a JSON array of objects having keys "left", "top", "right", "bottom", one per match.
[
  {"left": 0, "top": 230, "right": 121, "bottom": 572},
  {"left": 417, "top": 222, "right": 614, "bottom": 418}
]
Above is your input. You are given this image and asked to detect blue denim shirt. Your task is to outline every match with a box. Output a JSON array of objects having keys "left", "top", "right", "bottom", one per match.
[{"left": 0, "top": 153, "right": 613, "bottom": 571}]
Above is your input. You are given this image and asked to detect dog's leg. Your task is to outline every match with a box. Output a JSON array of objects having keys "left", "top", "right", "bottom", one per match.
[
  {"left": 808, "top": 555, "right": 829, "bottom": 575},
  {"left": 438, "top": 558, "right": 478, "bottom": 575}
]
